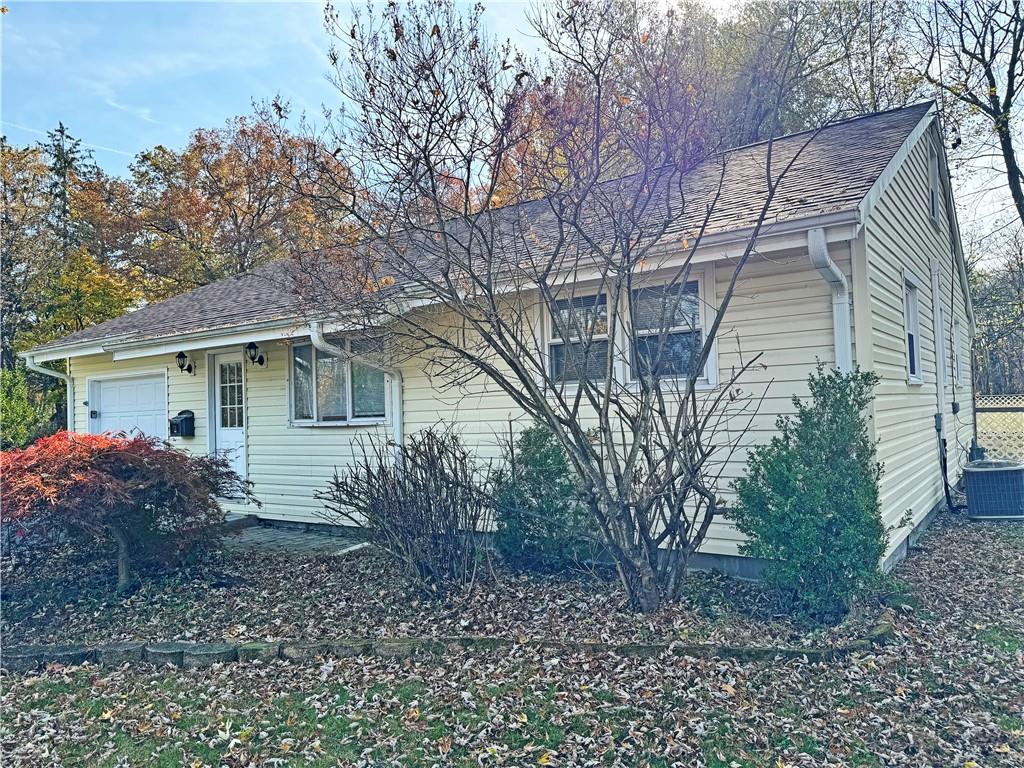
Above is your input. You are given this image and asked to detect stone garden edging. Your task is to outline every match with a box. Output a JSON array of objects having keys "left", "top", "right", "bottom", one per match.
[{"left": 1, "top": 610, "right": 896, "bottom": 673}]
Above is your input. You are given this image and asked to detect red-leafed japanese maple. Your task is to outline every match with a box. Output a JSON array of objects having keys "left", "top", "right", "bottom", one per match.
[{"left": 1, "top": 431, "right": 255, "bottom": 592}]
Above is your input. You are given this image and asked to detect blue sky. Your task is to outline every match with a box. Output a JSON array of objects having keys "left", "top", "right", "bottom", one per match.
[{"left": 1, "top": 0, "right": 534, "bottom": 174}]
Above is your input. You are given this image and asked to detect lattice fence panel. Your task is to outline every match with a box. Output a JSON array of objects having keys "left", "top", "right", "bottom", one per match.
[{"left": 976, "top": 395, "right": 1024, "bottom": 461}]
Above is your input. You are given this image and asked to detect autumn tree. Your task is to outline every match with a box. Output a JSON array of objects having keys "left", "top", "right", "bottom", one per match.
[
  {"left": 914, "top": 0, "right": 1024, "bottom": 227},
  {"left": 1, "top": 139, "right": 51, "bottom": 370},
  {"left": 969, "top": 227, "right": 1024, "bottom": 394},
  {"left": 123, "top": 116, "right": 316, "bottom": 294},
  {"left": 828, "top": 0, "right": 926, "bottom": 114},
  {"left": 22, "top": 128, "right": 140, "bottom": 353},
  {"left": 1, "top": 129, "right": 139, "bottom": 439},
  {"left": 289, "top": 0, "right": 829, "bottom": 611}
]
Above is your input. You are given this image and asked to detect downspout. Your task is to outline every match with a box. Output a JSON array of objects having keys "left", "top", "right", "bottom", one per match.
[
  {"left": 24, "top": 354, "right": 75, "bottom": 432},
  {"left": 308, "top": 321, "right": 403, "bottom": 453},
  {"left": 808, "top": 228, "right": 853, "bottom": 373}
]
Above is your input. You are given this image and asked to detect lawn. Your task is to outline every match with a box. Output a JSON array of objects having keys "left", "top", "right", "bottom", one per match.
[{"left": 2, "top": 515, "right": 1022, "bottom": 767}]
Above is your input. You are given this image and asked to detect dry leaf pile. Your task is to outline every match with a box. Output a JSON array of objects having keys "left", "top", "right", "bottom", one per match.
[{"left": 4, "top": 540, "right": 874, "bottom": 649}]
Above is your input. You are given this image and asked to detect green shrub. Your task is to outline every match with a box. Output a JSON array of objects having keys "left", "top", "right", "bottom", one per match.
[
  {"left": 731, "top": 365, "right": 886, "bottom": 620},
  {"left": 493, "top": 422, "right": 599, "bottom": 570},
  {"left": 0, "top": 368, "right": 55, "bottom": 450}
]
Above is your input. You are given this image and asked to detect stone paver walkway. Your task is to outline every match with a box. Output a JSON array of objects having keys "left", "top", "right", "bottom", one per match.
[{"left": 225, "top": 523, "right": 367, "bottom": 556}]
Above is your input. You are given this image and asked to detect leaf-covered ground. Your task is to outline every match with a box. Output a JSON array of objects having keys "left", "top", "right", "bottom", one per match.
[
  {"left": 3, "top": 533, "right": 877, "bottom": 649},
  {"left": 2, "top": 515, "right": 1023, "bottom": 767}
]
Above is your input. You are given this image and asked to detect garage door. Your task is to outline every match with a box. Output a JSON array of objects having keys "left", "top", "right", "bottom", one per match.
[{"left": 90, "top": 375, "right": 167, "bottom": 439}]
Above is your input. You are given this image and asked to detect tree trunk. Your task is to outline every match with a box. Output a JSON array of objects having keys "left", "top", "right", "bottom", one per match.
[
  {"left": 995, "top": 117, "right": 1024, "bottom": 228},
  {"left": 108, "top": 522, "right": 133, "bottom": 594},
  {"left": 616, "top": 553, "right": 662, "bottom": 613}
]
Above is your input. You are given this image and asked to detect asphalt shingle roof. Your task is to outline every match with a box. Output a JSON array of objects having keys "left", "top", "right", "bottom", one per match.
[{"left": 27, "top": 102, "right": 933, "bottom": 356}]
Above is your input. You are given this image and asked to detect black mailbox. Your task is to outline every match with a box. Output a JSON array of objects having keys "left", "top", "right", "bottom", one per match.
[{"left": 169, "top": 410, "right": 195, "bottom": 438}]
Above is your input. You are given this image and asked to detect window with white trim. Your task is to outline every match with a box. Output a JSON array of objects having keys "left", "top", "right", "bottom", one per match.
[
  {"left": 548, "top": 293, "right": 610, "bottom": 383},
  {"left": 952, "top": 317, "right": 963, "bottom": 386},
  {"left": 928, "top": 146, "right": 941, "bottom": 224},
  {"left": 904, "top": 275, "right": 922, "bottom": 383},
  {"left": 290, "top": 339, "right": 387, "bottom": 424},
  {"left": 630, "top": 280, "right": 703, "bottom": 379}
]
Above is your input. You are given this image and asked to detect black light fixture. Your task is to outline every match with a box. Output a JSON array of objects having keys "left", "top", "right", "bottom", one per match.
[
  {"left": 175, "top": 351, "right": 195, "bottom": 375},
  {"left": 245, "top": 341, "right": 267, "bottom": 367}
]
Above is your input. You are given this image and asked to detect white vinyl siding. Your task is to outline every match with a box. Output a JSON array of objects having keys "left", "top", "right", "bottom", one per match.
[
  {"left": 928, "top": 145, "right": 941, "bottom": 224},
  {"left": 863, "top": 127, "right": 974, "bottom": 561},
  {"left": 67, "top": 245, "right": 842, "bottom": 556},
  {"left": 952, "top": 317, "right": 963, "bottom": 386},
  {"left": 63, "top": 124, "right": 970, "bottom": 564}
]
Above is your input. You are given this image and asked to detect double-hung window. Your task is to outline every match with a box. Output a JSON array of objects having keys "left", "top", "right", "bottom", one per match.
[
  {"left": 630, "top": 280, "right": 703, "bottom": 379},
  {"left": 548, "top": 293, "right": 610, "bottom": 383},
  {"left": 903, "top": 274, "right": 923, "bottom": 384},
  {"left": 290, "top": 338, "right": 387, "bottom": 424}
]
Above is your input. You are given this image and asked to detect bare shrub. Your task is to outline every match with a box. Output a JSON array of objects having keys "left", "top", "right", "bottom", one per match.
[{"left": 316, "top": 428, "right": 492, "bottom": 595}]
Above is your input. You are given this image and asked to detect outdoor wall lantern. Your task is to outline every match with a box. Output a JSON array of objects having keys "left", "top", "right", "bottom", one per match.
[
  {"left": 175, "top": 351, "right": 196, "bottom": 375},
  {"left": 245, "top": 341, "right": 268, "bottom": 368}
]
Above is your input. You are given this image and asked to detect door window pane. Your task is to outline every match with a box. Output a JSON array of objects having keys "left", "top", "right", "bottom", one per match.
[{"left": 219, "top": 362, "right": 244, "bottom": 428}]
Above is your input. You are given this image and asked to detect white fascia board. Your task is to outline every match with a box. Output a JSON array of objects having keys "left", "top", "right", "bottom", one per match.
[
  {"left": 109, "top": 322, "right": 308, "bottom": 361},
  {"left": 673, "top": 212, "right": 861, "bottom": 260},
  {"left": 22, "top": 342, "right": 120, "bottom": 363}
]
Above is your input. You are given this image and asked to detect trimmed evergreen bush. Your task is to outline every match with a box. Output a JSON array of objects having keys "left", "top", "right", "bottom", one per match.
[
  {"left": 493, "top": 423, "right": 599, "bottom": 570},
  {"left": 731, "top": 365, "right": 886, "bottom": 620}
]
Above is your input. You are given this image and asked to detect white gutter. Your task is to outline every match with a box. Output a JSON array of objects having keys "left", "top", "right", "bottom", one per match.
[
  {"left": 25, "top": 355, "right": 75, "bottom": 432},
  {"left": 308, "top": 321, "right": 404, "bottom": 456},
  {"left": 808, "top": 227, "right": 853, "bottom": 373}
]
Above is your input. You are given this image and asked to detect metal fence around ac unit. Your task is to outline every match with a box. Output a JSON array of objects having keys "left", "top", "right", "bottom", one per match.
[{"left": 976, "top": 394, "right": 1024, "bottom": 461}]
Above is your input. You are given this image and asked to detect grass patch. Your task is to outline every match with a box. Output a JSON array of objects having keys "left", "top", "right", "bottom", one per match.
[
  {"left": 977, "top": 625, "right": 1022, "bottom": 654},
  {"left": 997, "top": 714, "right": 1024, "bottom": 734}
]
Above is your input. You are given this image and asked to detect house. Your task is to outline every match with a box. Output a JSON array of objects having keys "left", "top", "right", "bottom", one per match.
[{"left": 22, "top": 102, "right": 975, "bottom": 571}]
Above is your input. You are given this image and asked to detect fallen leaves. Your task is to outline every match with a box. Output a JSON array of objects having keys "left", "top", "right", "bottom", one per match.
[{"left": 1, "top": 516, "right": 1021, "bottom": 767}]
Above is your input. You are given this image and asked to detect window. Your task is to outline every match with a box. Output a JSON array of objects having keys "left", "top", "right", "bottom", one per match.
[
  {"left": 548, "top": 293, "right": 610, "bottom": 383},
  {"left": 630, "top": 280, "right": 703, "bottom": 379},
  {"left": 290, "top": 339, "right": 387, "bottom": 424},
  {"left": 928, "top": 146, "right": 941, "bottom": 223},
  {"left": 903, "top": 274, "right": 922, "bottom": 383},
  {"left": 952, "top": 317, "right": 963, "bottom": 386},
  {"left": 219, "top": 361, "right": 244, "bottom": 427}
]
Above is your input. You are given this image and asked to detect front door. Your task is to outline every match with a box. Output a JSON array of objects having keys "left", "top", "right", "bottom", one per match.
[{"left": 213, "top": 353, "right": 246, "bottom": 479}]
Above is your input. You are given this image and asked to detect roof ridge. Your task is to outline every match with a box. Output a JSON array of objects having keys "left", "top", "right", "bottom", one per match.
[
  {"left": 429, "top": 101, "right": 937, "bottom": 222},
  {"left": 719, "top": 100, "right": 936, "bottom": 156}
]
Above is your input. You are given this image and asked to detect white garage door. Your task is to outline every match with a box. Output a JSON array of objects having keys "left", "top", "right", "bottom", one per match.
[{"left": 90, "top": 375, "right": 167, "bottom": 439}]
